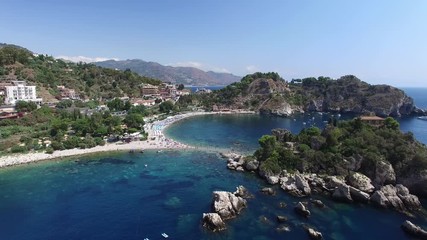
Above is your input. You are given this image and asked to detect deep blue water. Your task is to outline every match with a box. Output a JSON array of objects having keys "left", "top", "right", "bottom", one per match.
[
  {"left": 402, "top": 87, "right": 427, "bottom": 109},
  {"left": 1, "top": 150, "right": 426, "bottom": 240}
]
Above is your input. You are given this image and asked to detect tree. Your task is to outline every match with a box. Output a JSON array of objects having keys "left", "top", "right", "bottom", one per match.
[
  {"left": 107, "top": 98, "right": 124, "bottom": 111},
  {"left": 124, "top": 113, "right": 145, "bottom": 129},
  {"left": 56, "top": 99, "right": 73, "bottom": 109},
  {"left": 15, "top": 101, "right": 37, "bottom": 112},
  {"left": 384, "top": 117, "right": 399, "bottom": 130},
  {"left": 159, "top": 101, "right": 175, "bottom": 113},
  {"left": 177, "top": 84, "right": 185, "bottom": 90},
  {"left": 255, "top": 135, "right": 277, "bottom": 161}
]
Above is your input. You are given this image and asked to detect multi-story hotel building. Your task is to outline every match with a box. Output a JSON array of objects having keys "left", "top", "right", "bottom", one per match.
[{"left": 4, "top": 81, "right": 42, "bottom": 105}]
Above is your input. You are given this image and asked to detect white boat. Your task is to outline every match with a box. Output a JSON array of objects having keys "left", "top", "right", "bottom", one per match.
[
  {"left": 417, "top": 116, "right": 427, "bottom": 120},
  {"left": 144, "top": 238, "right": 149, "bottom": 240},
  {"left": 161, "top": 233, "right": 169, "bottom": 238}
]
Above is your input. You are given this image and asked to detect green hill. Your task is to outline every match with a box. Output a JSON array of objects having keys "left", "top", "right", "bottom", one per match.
[{"left": 0, "top": 44, "right": 161, "bottom": 101}]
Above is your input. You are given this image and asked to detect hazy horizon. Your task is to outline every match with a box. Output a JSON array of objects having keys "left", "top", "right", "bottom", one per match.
[{"left": 1, "top": 0, "right": 426, "bottom": 87}]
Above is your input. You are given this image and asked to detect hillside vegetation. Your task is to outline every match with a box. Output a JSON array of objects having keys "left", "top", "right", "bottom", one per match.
[{"left": 0, "top": 44, "right": 161, "bottom": 100}]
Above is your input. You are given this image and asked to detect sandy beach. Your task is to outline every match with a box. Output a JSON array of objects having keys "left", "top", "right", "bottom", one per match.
[{"left": 0, "top": 110, "right": 254, "bottom": 168}]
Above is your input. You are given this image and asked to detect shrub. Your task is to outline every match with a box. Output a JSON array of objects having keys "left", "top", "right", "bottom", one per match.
[
  {"left": 45, "top": 147, "right": 54, "bottom": 154},
  {"left": 94, "top": 137, "right": 105, "bottom": 146},
  {"left": 10, "top": 145, "right": 27, "bottom": 153},
  {"left": 51, "top": 141, "right": 65, "bottom": 150}
]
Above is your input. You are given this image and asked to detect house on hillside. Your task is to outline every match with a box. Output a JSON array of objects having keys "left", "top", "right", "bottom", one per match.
[
  {"left": 359, "top": 116, "right": 385, "bottom": 127},
  {"left": 57, "top": 85, "right": 79, "bottom": 100},
  {"left": 140, "top": 84, "right": 160, "bottom": 97},
  {"left": 131, "top": 98, "right": 156, "bottom": 107},
  {"left": 4, "top": 81, "right": 42, "bottom": 105}
]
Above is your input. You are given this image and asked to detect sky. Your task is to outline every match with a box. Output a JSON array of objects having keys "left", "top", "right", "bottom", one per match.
[{"left": 1, "top": 0, "right": 427, "bottom": 87}]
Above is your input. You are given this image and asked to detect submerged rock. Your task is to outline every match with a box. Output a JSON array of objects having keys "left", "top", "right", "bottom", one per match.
[
  {"left": 202, "top": 213, "right": 226, "bottom": 232},
  {"left": 234, "top": 185, "right": 253, "bottom": 199},
  {"left": 276, "top": 224, "right": 291, "bottom": 232},
  {"left": 311, "top": 199, "right": 325, "bottom": 208},
  {"left": 401, "top": 220, "right": 427, "bottom": 239},
  {"left": 260, "top": 187, "right": 276, "bottom": 195},
  {"left": 294, "top": 202, "right": 311, "bottom": 217},
  {"left": 276, "top": 215, "right": 288, "bottom": 223},
  {"left": 306, "top": 227, "right": 323, "bottom": 240}
]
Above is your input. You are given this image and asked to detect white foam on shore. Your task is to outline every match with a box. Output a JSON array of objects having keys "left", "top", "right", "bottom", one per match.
[{"left": 0, "top": 110, "right": 255, "bottom": 168}]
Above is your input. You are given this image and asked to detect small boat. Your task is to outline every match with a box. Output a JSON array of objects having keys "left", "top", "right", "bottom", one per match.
[
  {"left": 140, "top": 149, "right": 145, "bottom": 153},
  {"left": 129, "top": 149, "right": 135, "bottom": 153},
  {"left": 161, "top": 233, "right": 169, "bottom": 238},
  {"left": 144, "top": 164, "right": 148, "bottom": 167},
  {"left": 144, "top": 238, "right": 149, "bottom": 240},
  {"left": 417, "top": 116, "right": 427, "bottom": 120},
  {"left": 157, "top": 150, "right": 163, "bottom": 153}
]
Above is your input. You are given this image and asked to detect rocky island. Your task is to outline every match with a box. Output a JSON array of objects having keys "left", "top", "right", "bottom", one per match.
[{"left": 221, "top": 116, "right": 427, "bottom": 236}]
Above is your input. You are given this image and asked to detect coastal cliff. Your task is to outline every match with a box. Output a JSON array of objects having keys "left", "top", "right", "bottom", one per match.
[
  {"left": 298, "top": 75, "right": 416, "bottom": 117},
  {"left": 190, "top": 73, "right": 422, "bottom": 117}
]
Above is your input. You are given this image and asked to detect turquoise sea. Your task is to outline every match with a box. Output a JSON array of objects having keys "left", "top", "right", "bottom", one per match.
[{"left": 0, "top": 88, "right": 427, "bottom": 239}]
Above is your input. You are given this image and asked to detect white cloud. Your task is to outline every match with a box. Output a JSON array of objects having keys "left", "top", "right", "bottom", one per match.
[
  {"left": 55, "top": 55, "right": 119, "bottom": 63},
  {"left": 245, "top": 65, "right": 259, "bottom": 73},
  {"left": 167, "top": 61, "right": 231, "bottom": 73}
]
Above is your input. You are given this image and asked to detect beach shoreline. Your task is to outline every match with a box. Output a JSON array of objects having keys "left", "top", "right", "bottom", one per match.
[{"left": 0, "top": 110, "right": 255, "bottom": 168}]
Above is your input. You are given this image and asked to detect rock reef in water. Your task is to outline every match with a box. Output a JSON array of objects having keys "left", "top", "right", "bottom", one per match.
[
  {"left": 401, "top": 220, "right": 427, "bottom": 240},
  {"left": 202, "top": 186, "right": 251, "bottom": 232}
]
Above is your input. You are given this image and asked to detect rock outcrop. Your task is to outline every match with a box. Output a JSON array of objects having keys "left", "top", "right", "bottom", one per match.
[
  {"left": 202, "top": 213, "right": 226, "bottom": 232},
  {"left": 399, "top": 170, "right": 427, "bottom": 198},
  {"left": 234, "top": 185, "right": 253, "bottom": 199},
  {"left": 401, "top": 220, "right": 427, "bottom": 240},
  {"left": 280, "top": 173, "right": 312, "bottom": 197},
  {"left": 202, "top": 186, "right": 251, "bottom": 232},
  {"left": 374, "top": 160, "right": 396, "bottom": 187},
  {"left": 213, "top": 191, "right": 247, "bottom": 220},
  {"left": 347, "top": 172, "right": 375, "bottom": 193},
  {"left": 371, "top": 184, "right": 421, "bottom": 211},
  {"left": 332, "top": 182, "right": 353, "bottom": 202}
]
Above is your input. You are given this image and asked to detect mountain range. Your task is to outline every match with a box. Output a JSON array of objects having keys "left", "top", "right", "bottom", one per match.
[{"left": 95, "top": 59, "right": 241, "bottom": 86}]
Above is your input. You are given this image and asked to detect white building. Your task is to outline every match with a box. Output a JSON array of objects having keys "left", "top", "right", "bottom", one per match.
[{"left": 5, "top": 81, "right": 43, "bottom": 105}]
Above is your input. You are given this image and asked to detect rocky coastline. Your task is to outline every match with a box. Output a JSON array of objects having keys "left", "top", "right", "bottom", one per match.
[{"left": 221, "top": 152, "right": 427, "bottom": 236}]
